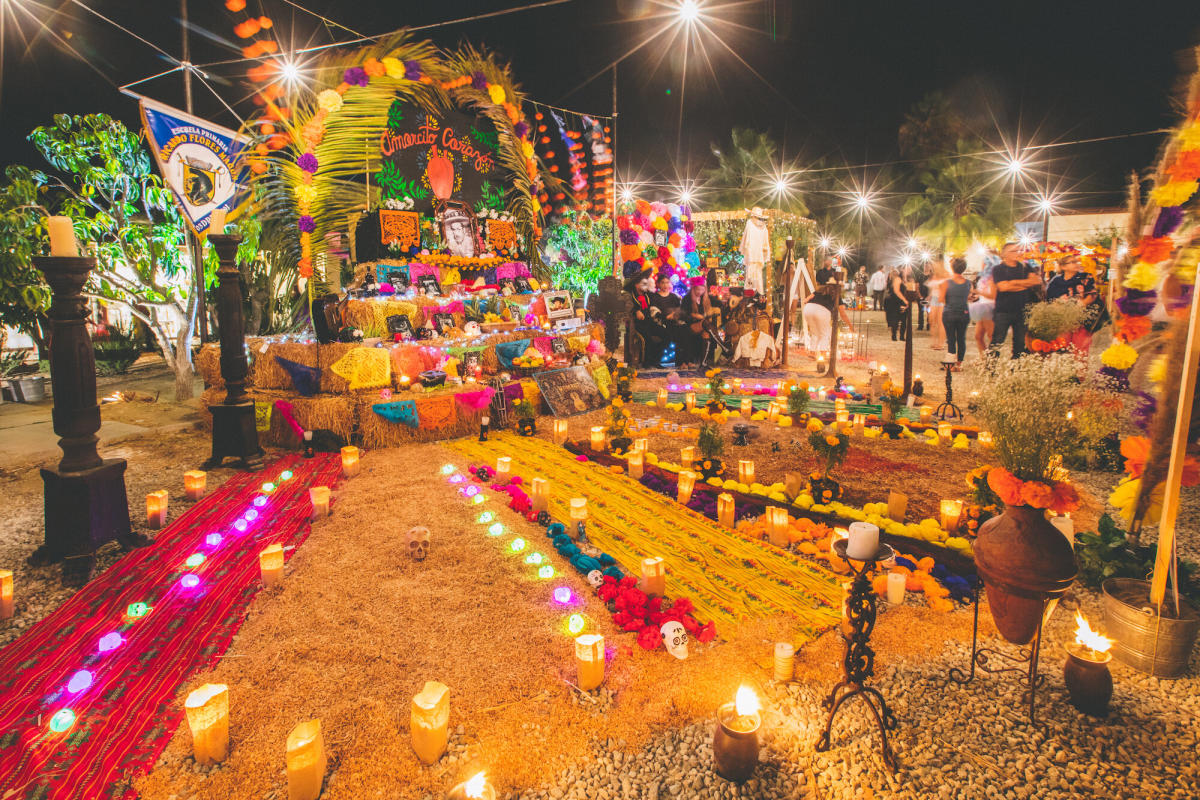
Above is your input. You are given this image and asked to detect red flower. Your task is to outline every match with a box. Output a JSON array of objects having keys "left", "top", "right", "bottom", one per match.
[
  {"left": 987, "top": 467, "right": 1025, "bottom": 506},
  {"left": 525, "top": 511, "right": 538, "bottom": 522},
  {"left": 670, "top": 597, "right": 695, "bottom": 616},
  {"left": 509, "top": 476, "right": 524, "bottom": 485},
  {"left": 619, "top": 576, "right": 638, "bottom": 590},
  {"left": 696, "top": 622, "right": 717, "bottom": 643},
  {"left": 597, "top": 583, "right": 619, "bottom": 602},
  {"left": 636, "top": 626, "right": 662, "bottom": 650},
  {"left": 1020, "top": 481, "right": 1054, "bottom": 509},
  {"left": 623, "top": 618, "right": 647, "bottom": 632},
  {"left": 680, "top": 615, "right": 700, "bottom": 633},
  {"left": 647, "top": 596, "right": 665, "bottom": 613},
  {"left": 648, "top": 611, "right": 666, "bottom": 627},
  {"left": 1049, "top": 481, "right": 1081, "bottom": 514},
  {"left": 612, "top": 611, "right": 633, "bottom": 627}
]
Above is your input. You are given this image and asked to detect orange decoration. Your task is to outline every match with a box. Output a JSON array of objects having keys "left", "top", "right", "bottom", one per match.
[
  {"left": 1168, "top": 149, "right": 1200, "bottom": 182},
  {"left": 254, "top": 143, "right": 269, "bottom": 156},
  {"left": 1116, "top": 315, "right": 1151, "bottom": 343},
  {"left": 363, "top": 58, "right": 385, "bottom": 77},
  {"left": 225, "top": 0, "right": 246, "bottom": 10},
  {"left": 261, "top": 123, "right": 275, "bottom": 135},
  {"left": 267, "top": 133, "right": 289, "bottom": 149},
  {"left": 249, "top": 160, "right": 267, "bottom": 175},
  {"left": 233, "top": 19, "right": 261, "bottom": 38},
  {"left": 1137, "top": 236, "right": 1174, "bottom": 263},
  {"left": 258, "top": 16, "right": 273, "bottom": 29}
]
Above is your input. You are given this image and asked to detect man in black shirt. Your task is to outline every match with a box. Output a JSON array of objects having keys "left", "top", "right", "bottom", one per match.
[{"left": 986, "top": 242, "right": 1042, "bottom": 358}]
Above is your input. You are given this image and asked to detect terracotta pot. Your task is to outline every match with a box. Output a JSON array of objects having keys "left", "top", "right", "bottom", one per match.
[
  {"left": 973, "top": 504, "right": 1076, "bottom": 645},
  {"left": 1063, "top": 646, "right": 1112, "bottom": 716}
]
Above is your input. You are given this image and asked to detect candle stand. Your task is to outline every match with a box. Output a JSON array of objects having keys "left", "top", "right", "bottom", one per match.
[
  {"left": 945, "top": 582, "right": 1047, "bottom": 724},
  {"left": 30, "top": 256, "right": 147, "bottom": 586},
  {"left": 815, "top": 540, "right": 899, "bottom": 771},
  {"left": 203, "top": 233, "right": 264, "bottom": 471},
  {"left": 934, "top": 358, "right": 963, "bottom": 421}
]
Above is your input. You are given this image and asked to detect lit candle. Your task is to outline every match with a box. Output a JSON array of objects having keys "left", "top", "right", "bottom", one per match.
[
  {"left": 553, "top": 418, "right": 569, "bottom": 445},
  {"left": 657, "top": 388, "right": 669, "bottom": 407},
  {"left": 765, "top": 506, "right": 790, "bottom": 548},
  {"left": 447, "top": 772, "right": 496, "bottom": 800},
  {"left": 829, "top": 527, "right": 849, "bottom": 557},
  {"left": 740, "top": 397, "right": 753, "bottom": 415},
  {"left": 677, "top": 470, "right": 697, "bottom": 504},
  {"left": 259, "top": 544, "right": 284, "bottom": 587},
  {"left": 628, "top": 450, "right": 644, "bottom": 479},
  {"left": 766, "top": 402, "right": 780, "bottom": 423},
  {"left": 836, "top": 409, "right": 849, "bottom": 424},
  {"left": 937, "top": 421, "right": 952, "bottom": 442},
  {"left": 978, "top": 431, "right": 994, "bottom": 447},
  {"left": 410, "top": 681, "right": 450, "bottom": 765},
  {"left": 575, "top": 633, "right": 606, "bottom": 692},
  {"left": 834, "top": 398, "right": 846, "bottom": 413},
  {"left": 1051, "top": 514, "right": 1074, "bottom": 547},
  {"left": 737, "top": 460, "right": 755, "bottom": 485},
  {"left": 184, "top": 470, "right": 207, "bottom": 501},
  {"left": 209, "top": 208, "right": 227, "bottom": 232},
  {"left": 309, "top": 486, "right": 330, "bottom": 521},
  {"left": 773, "top": 642, "right": 794, "bottom": 682},
  {"left": 146, "top": 489, "right": 169, "bottom": 529},
  {"left": 887, "top": 490, "right": 908, "bottom": 521},
  {"left": 845, "top": 521, "right": 879, "bottom": 561},
  {"left": 530, "top": 478, "right": 550, "bottom": 513},
  {"left": 816, "top": 355, "right": 826, "bottom": 373},
  {"left": 878, "top": 364, "right": 888, "bottom": 376},
  {"left": 341, "top": 446, "right": 360, "bottom": 477},
  {"left": 184, "top": 683, "right": 229, "bottom": 765},
  {"left": 852, "top": 414, "right": 865, "bottom": 435},
  {"left": 681, "top": 446, "right": 695, "bottom": 466},
  {"left": 590, "top": 426, "right": 605, "bottom": 450},
  {"left": 569, "top": 497, "right": 588, "bottom": 521},
  {"left": 919, "top": 405, "right": 933, "bottom": 424},
  {"left": 495, "top": 456, "right": 511, "bottom": 478},
  {"left": 47, "top": 216, "right": 79, "bottom": 257},
  {"left": 685, "top": 392, "right": 697, "bottom": 411},
  {"left": 713, "top": 686, "right": 761, "bottom": 783},
  {"left": 0, "top": 570, "right": 12, "bottom": 620},
  {"left": 641, "top": 556, "right": 666, "bottom": 595},
  {"left": 886, "top": 572, "right": 907, "bottom": 604},
  {"left": 817, "top": 387, "right": 828, "bottom": 402},
  {"left": 939, "top": 499, "right": 964, "bottom": 532},
  {"left": 717, "top": 493, "right": 735, "bottom": 528},
  {"left": 286, "top": 719, "right": 327, "bottom": 800}
]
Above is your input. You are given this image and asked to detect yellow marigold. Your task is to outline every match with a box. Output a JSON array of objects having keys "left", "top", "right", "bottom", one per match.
[
  {"left": 1100, "top": 341, "right": 1138, "bottom": 371},
  {"left": 382, "top": 57, "right": 405, "bottom": 79},
  {"left": 798, "top": 382, "right": 809, "bottom": 391},
  {"left": 294, "top": 184, "right": 317, "bottom": 206},
  {"left": 317, "top": 89, "right": 344, "bottom": 113},
  {"left": 611, "top": 397, "right": 624, "bottom": 408},
  {"left": 1176, "top": 246, "right": 1199, "bottom": 284},
  {"left": 1109, "top": 476, "right": 1163, "bottom": 525},
  {"left": 824, "top": 435, "right": 840, "bottom": 447},
  {"left": 806, "top": 417, "right": 824, "bottom": 433},
  {"left": 1150, "top": 180, "right": 1198, "bottom": 208},
  {"left": 487, "top": 84, "right": 506, "bottom": 105},
  {"left": 1123, "top": 261, "right": 1160, "bottom": 292}
]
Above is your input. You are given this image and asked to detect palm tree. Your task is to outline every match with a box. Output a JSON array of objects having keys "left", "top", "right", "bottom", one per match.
[
  {"left": 701, "top": 129, "right": 808, "bottom": 215},
  {"left": 901, "top": 140, "right": 1014, "bottom": 254}
]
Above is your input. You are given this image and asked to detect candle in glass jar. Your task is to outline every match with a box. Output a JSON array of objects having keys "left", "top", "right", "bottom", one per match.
[
  {"left": 0, "top": 570, "right": 12, "bottom": 620},
  {"left": 684, "top": 392, "right": 696, "bottom": 411},
  {"left": 741, "top": 397, "right": 753, "bottom": 415},
  {"left": 737, "top": 460, "right": 755, "bottom": 485},
  {"left": 410, "top": 681, "right": 450, "bottom": 764},
  {"left": 937, "top": 421, "right": 952, "bottom": 441},
  {"left": 575, "top": 634, "right": 605, "bottom": 691},
  {"left": 184, "top": 470, "right": 207, "bottom": 501},
  {"left": 259, "top": 544, "right": 284, "bottom": 587},
  {"left": 939, "top": 499, "right": 963, "bottom": 532},
  {"left": 773, "top": 642, "right": 794, "bottom": 682},
  {"left": 919, "top": 405, "right": 933, "bottom": 423},
  {"left": 590, "top": 426, "right": 605, "bottom": 450},
  {"left": 836, "top": 409, "right": 849, "bottom": 424},
  {"left": 286, "top": 719, "right": 326, "bottom": 800},
  {"left": 553, "top": 419, "right": 568, "bottom": 445},
  {"left": 146, "top": 490, "right": 169, "bottom": 529},
  {"left": 852, "top": 414, "right": 865, "bottom": 435},
  {"left": 886, "top": 571, "right": 907, "bottom": 604},
  {"left": 184, "top": 683, "right": 229, "bottom": 765},
  {"left": 569, "top": 498, "right": 588, "bottom": 520},
  {"left": 634, "top": 437, "right": 649, "bottom": 454},
  {"left": 677, "top": 471, "right": 697, "bottom": 504},
  {"left": 681, "top": 446, "right": 695, "bottom": 466},
  {"left": 765, "top": 506, "right": 789, "bottom": 548},
  {"left": 846, "top": 522, "right": 879, "bottom": 560},
  {"left": 717, "top": 493, "right": 735, "bottom": 528},
  {"left": 530, "top": 478, "right": 550, "bottom": 513},
  {"left": 657, "top": 388, "right": 669, "bottom": 407},
  {"left": 713, "top": 686, "right": 761, "bottom": 782},
  {"left": 978, "top": 431, "right": 994, "bottom": 447},
  {"left": 767, "top": 402, "right": 780, "bottom": 423},
  {"left": 47, "top": 216, "right": 80, "bottom": 257},
  {"left": 309, "top": 486, "right": 330, "bottom": 521},
  {"left": 641, "top": 557, "right": 666, "bottom": 595},
  {"left": 887, "top": 490, "right": 907, "bottom": 521},
  {"left": 495, "top": 457, "right": 511, "bottom": 478},
  {"left": 341, "top": 446, "right": 360, "bottom": 477},
  {"left": 817, "top": 387, "right": 828, "bottom": 401},
  {"left": 628, "top": 450, "right": 644, "bottom": 479}
]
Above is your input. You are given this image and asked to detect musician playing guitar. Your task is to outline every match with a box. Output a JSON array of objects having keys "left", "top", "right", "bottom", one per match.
[{"left": 678, "top": 276, "right": 728, "bottom": 368}]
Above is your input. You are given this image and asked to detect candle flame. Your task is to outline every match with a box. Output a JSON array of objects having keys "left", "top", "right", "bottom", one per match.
[
  {"left": 465, "top": 772, "right": 488, "bottom": 798},
  {"left": 734, "top": 685, "right": 760, "bottom": 716},
  {"left": 1074, "top": 612, "right": 1113, "bottom": 654}
]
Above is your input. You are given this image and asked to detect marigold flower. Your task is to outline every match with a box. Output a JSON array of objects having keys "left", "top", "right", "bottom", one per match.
[
  {"left": 1020, "top": 480, "right": 1054, "bottom": 509},
  {"left": 1100, "top": 341, "right": 1138, "bottom": 371}
]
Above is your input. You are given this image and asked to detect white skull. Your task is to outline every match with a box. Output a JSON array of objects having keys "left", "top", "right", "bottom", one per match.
[
  {"left": 406, "top": 525, "right": 431, "bottom": 561},
  {"left": 586, "top": 570, "right": 604, "bottom": 588},
  {"left": 464, "top": 321, "right": 481, "bottom": 337},
  {"left": 660, "top": 620, "right": 688, "bottom": 660}
]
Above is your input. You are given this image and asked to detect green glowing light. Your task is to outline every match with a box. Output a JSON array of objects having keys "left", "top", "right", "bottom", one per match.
[
  {"left": 126, "top": 602, "right": 149, "bottom": 619},
  {"left": 472, "top": 494, "right": 485, "bottom": 504},
  {"left": 184, "top": 553, "right": 205, "bottom": 569},
  {"left": 538, "top": 565, "right": 555, "bottom": 579},
  {"left": 510, "top": 538, "right": 526, "bottom": 552},
  {"left": 567, "top": 614, "right": 585, "bottom": 635},
  {"left": 478, "top": 512, "right": 494, "bottom": 524},
  {"left": 441, "top": 464, "right": 456, "bottom": 474},
  {"left": 261, "top": 482, "right": 276, "bottom": 494},
  {"left": 279, "top": 470, "right": 293, "bottom": 480},
  {"left": 524, "top": 552, "right": 543, "bottom": 565},
  {"left": 488, "top": 523, "right": 504, "bottom": 536},
  {"left": 49, "top": 709, "right": 76, "bottom": 733}
]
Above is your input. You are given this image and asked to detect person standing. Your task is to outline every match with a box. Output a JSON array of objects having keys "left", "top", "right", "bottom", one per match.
[
  {"left": 938, "top": 258, "right": 972, "bottom": 364},
  {"left": 853, "top": 266, "right": 869, "bottom": 308},
  {"left": 868, "top": 265, "right": 887, "bottom": 310},
  {"left": 984, "top": 242, "right": 1042, "bottom": 358},
  {"left": 1045, "top": 254, "right": 1098, "bottom": 356},
  {"left": 883, "top": 266, "right": 909, "bottom": 341},
  {"left": 912, "top": 262, "right": 929, "bottom": 331},
  {"left": 802, "top": 276, "right": 855, "bottom": 355}
]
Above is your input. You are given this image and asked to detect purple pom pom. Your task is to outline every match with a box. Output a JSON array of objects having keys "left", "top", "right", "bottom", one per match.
[
  {"left": 1167, "top": 282, "right": 1194, "bottom": 313},
  {"left": 344, "top": 67, "right": 369, "bottom": 87},
  {"left": 1098, "top": 366, "right": 1131, "bottom": 392},
  {"left": 298, "top": 216, "right": 316, "bottom": 234},
  {"left": 1153, "top": 205, "right": 1185, "bottom": 238},
  {"left": 297, "top": 153, "right": 319, "bottom": 174},
  {"left": 404, "top": 60, "right": 422, "bottom": 80},
  {"left": 514, "top": 121, "right": 529, "bottom": 138},
  {"left": 1133, "top": 391, "right": 1157, "bottom": 432},
  {"left": 620, "top": 229, "right": 639, "bottom": 245},
  {"left": 472, "top": 71, "right": 488, "bottom": 90},
  {"left": 1116, "top": 288, "right": 1157, "bottom": 317}
]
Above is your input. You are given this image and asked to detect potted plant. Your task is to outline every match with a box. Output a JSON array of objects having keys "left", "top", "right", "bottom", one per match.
[
  {"left": 879, "top": 380, "right": 905, "bottom": 436},
  {"left": 969, "top": 354, "right": 1083, "bottom": 645},
  {"left": 613, "top": 362, "right": 636, "bottom": 402},
  {"left": 805, "top": 419, "right": 849, "bottom": 503},
  {"left": 513, "top": 399, "right": 537, "bottom": 436},
  {"left": 93, "top": 320, "right": 142, "bottom": 376},
  {"left": 705, "top": 367, "right": 728, "bottom": 413},
  {"left": 1025, "top": 301, "right": 1087, "bottom": 354},
  {"left": 3, "top": 349, "right": 46, "bottom": 403},
  {"left": 606, "top": 397, "right": 632, "bottom": 453},
  {"left": 696, "top": 422, "right": 725, "bottom": 479},
  {"left": 0, "top": 348, "right": 29, "bottom": 403},
  {"left": 787, "top": 381, "right": 810, "bottom": 420}
]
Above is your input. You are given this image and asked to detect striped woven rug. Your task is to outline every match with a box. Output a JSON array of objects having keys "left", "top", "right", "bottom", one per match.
[{"left": 0, "top": 453, "right": 342, "bottom": 800}]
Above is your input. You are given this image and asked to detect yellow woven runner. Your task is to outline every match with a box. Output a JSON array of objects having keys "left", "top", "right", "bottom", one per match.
[{"left": 445, "top": 433, "right": 843, "bottom": 638}]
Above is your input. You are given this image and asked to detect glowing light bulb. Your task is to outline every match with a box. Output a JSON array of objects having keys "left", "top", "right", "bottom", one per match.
[
  {"left": 244, "top": 509, "right": 259, "bottom": 522},
  {"left": 449, "top": 474, "right": 464, "bottom": 484},
  {"left": 184, "top": 553, "right": 205, "bottom": 568},
  {"left": 567, "top": 614, "right": 585, "bottom": 634},
  {"left": 233, "top": 519, "right": 248, "bottom": 533},
  {"left": 441, "top": 464, "right": 456, "bottom": 475},
  {"left": 478, "top": 512, "right": 494, "bottom": 524},
  {"left": 510, "top": 538, "right": 526, "bottom": 552},
  {"left": 126, "top": 602, "right": 149, "bottom": 618},
  {"left": 525, "top": 552, "right": 543, "bottom": 565},
  {"left": 553, "top": 587, "right": 572, "bottom": 604},
  {"left": 253, "top": 496, "right": 268, "bottom": 507},
  {"left": 98, "top": 632, "right": 122, "bottom": 653},
  {"left": 538, "top": 565, "right": 555, "bottom": 579},
  {"left": 261, "top": 482, "right": 276, "bottom": 494},
  {"left": 472, "top": 494, "right": 485, "bottom": 504},
  {"left": 67, "top": 670, "right": 92, "bottom": 694},
  {"left": 488, "top": 523, "right": 505, "bottom": 536},
  {"left": 180, "top": 574, "right": 200, "bottom": 589},
  {"left": 205, "top": 533, "right": 222, "bottom": 547},
  {"left": 279, "top": 470, "right": 293, "bottom": 481},
  {"left": 49, "top": 709, "right": 76, "bottom": 733},
  {"left": 464, "top": 486, "right": 479, "bottom": 497}
]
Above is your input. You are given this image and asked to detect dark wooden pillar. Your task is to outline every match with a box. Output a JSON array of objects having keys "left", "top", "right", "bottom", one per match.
[
  {"left": 30, "top": 256, "right": 144, "bottom": 586},
  {"left": 203, "top": 234, "right": 264, "bottom": 471}
]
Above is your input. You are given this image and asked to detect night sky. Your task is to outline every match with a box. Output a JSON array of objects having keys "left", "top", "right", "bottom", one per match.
[{"left": 2, "top": 0, "right": 1198, "bottom": 211}]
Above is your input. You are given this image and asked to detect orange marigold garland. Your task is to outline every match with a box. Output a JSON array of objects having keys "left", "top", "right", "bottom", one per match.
[{"left": 986, "top": 467, "right": 1080, "bottom": 514}]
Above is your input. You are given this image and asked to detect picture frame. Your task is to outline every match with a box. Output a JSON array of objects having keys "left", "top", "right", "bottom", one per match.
[
  {"left": 417, "top": 274, "right": 443, "bottom": 297},
  {"left": 513, "top": 275, "right": 533, "bottom": 293},
  {"left": 543, "top": 290, "right": 574, "bottom": 321},
  {"left": 438, "top": 201, "right": 480, "bottom": 258},
  {"left": 433, "top": 313, "right": 455, "bottom": 336},
  {"left": 533, "top": 365, "right": 608, "bottom": 417},
  {"left": 386, "top": 314, "right": 415, "bottom": 341}
]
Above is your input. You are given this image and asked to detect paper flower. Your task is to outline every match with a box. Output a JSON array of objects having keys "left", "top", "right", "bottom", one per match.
[
  {"left": 1179, "top": 122, "right": 1200, "bottom": 152},
  {"left": 382, "top": 57, "right": 405, "bottom": 79},
  {"left": 1123, "top": 261, "right": 1161, "bottom": 292},
  {"left": 343, "top": 66, "right": 369, "bottom": 87},
  {"left": 404, "top": 60, "right": 422, "bottom": 80},
  {"left": 1100, "top": 341, "right": 1138, "bottom": 371},
  {"left": 472, "top": 71, "right": 488, "bottom": 90},
  {"left": 1150, "top": 180, "right": 1197, "bottom": 209},
  {"left": 298, "top": 215, "right": 316, "bottom": 234},
  {"left": 487, "top": 84, "right": 506, "bottom": 105},
  {"left": 1116, "top": 288, "right": 1157, "bottom": 317},
  {"left": 297, "top": 152, "right": 319, "bottom": 174}
]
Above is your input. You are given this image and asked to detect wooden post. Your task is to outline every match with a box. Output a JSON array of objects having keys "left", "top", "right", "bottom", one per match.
[
  {"left": 1149, "top": 262, "right": 1200, "bottom": 610},
  {"left": 780, "top": 237, "right": 795, "bottom": 367}
]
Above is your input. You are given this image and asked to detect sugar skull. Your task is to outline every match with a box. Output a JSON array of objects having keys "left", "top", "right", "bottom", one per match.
[
  {"left": 586, "top": 570, "right": 604, "bottom": 588},
  {"left": 406, "top": 525, "right": 431, "bottom": 561},
  {"left": 661, "top": 620, "right": 688, "bottom": 660}
]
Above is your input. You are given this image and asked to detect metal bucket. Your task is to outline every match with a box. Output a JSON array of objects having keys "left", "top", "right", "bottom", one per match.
[
  {"left": 11, "top": 375, "right": 46, "bottom": 403},
  {"left": 1102, "top": 577, "right": 1200, "bottom": 677}
]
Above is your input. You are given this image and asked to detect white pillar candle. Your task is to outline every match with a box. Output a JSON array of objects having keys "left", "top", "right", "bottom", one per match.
[
  {"left": 640, "top": 557, "right": 666, "bottom": 595},
  {"left": 685, "top": 392, "right": 697, "bottom": 411},
  {"left": 657, "top": 388, "right": 669, "bottom": 406},
  {"left": 575, "top": 634, "right": 606, "bottom": 691},
  {"left": 0, "top": 570, "right": 12, "bottom": 620},
  {"left": 553, "top": 419, "right": 569, "bottom": 445},
  {"left": 845, "top": 521, "right": 879, "bottom": 561},
  {"left": 259, "top": 544, "right": 284, "bottom": 587},
  {"left": 495, "top": 457, "right": 511, "bottom": 478},
  {"left": 1051, "top": 515, "right": 1075, "bottom": 548},
  {"left": 185, "top": 683, "right": 230, "bottom": 764},
  {"left": 47, "top": 216, "right": 79, "bottom": 257},
  {"left": 530, "top": 478, "right": 550, "bottom": 513},
  {"left": 309, "top": 487, "right": 330, "bottom": 521},
  {"left": 569, "top": 498, "right": 588, "bottom": 520},
  {"left": 773, "top": 642, "right": 795, "bottom": 682},
  {"left": 184, "top": 470, "right": 207, "bottom": 501},
  {"left": 628, "top": 450, "right": 644, "bottom": 479},
  {"left": 740, "top": 397, "right": 752, "bottom": 415},
  {"left": 886, "top": 572, "right": 907, "bottom": 604},
  {"left": 341, "top": 446, "right": 360, "bottom": 477},
  {"left": 590, "top": 426, "right": 605, "bottom": 450},
  {"left": 286, "top": 719, "right": 326, "bottom": 800}
]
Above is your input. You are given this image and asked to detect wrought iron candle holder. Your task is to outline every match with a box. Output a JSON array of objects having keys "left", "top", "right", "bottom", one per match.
[
  {"left": 815, "top": 539, "right": 899, "bottom": 771},
  {"left": 935, "top": 357, "right": 963, "bottom": 421}
]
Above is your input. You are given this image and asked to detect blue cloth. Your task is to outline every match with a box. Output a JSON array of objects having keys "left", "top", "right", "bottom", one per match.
[
  {"left": 372, "top": 400, "right": 419, "bottom": 427},
  {"left": 494, "top": 338, "right": 531, "bottom": 369},
  {"left": 275, "top": 356, "right": 321, "bottom": 396}
]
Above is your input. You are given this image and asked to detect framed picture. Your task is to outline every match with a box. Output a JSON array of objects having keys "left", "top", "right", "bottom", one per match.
[
  {"left": 550, "top": 337, "right": 568, "bottom": 355},
  {"left": 654, "top": 229, "right": 668, "bottom": 247},
  {"left": 705, "top": 256, "right": 719, "bottom": 270},
  {"left": 417, "top": 274, "right": 443, "bottom": 296},
  {"left": 544, "top": 290, "right": 574, "bottom": 321},
  {"left": 533, "top": 365, "right": 608, "bottom": 417},
  {"left": 386, "top": 269, "right": 410, "bottom": 290},
  {"left": 433, "top": 313, "right": 455, "bottom": 336},
  {"left": 386, "top": 314, "right": 415, "bottom": 341},
  {"left": 496, "top": 277, "right": 515, "bottom": 295},
  {"left": 513, "top": 275, "right": 533, "bottom": 293},
  {"left": 438, "top": 202, "right": 479, "bottom": 258},
  {"left": 463, "top": 351, "right": 481, "bottom": 372}
]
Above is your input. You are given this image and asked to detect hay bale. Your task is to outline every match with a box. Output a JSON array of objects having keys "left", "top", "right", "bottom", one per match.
[
  {"left": 249, "top": 389, "right": 354, "bottom": 447},
  {"left": 195, "top": 344, "right": 224, "bottom": 389},
  {"left": 251, "top": 342, "right": 317, "bottom": 390},
  {"left": 356, "top": 393, "right": 483, "bottom": 448},
  {"left": 317, "top": 342, "right": 358, "bottom": 394}
]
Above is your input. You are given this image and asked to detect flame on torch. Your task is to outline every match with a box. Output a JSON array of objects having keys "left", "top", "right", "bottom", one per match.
[
  {"left": 734, "top": 685, "right": 760, "bottom": 717},
  {"left": 464, "top": 772, "right": 488, "bottom": 799},
  {"left": 1074, "top": 612, "right": 1113, "bottom": 654}
]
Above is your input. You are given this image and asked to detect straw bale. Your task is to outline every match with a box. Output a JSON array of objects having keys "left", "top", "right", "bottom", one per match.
[
  {"left": 317, "top": 342, "right": 360, "bottom": 394},
  {"left": 251, "top": 341, "right": 318, "bottom": 390},
  {"left": 355, "top": 393, "right": 483, "bottom": 448},
  {"left": 194, "top": 344, "right": 224, "bottom": 389}
]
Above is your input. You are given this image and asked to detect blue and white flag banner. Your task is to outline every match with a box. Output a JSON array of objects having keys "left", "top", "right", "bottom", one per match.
[{"left": 138, "top": 96, "right": 250, "bottom": 236}]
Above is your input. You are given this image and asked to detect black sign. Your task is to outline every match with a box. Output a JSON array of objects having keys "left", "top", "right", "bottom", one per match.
[{"left": 377, "top": 104, "right": 504, "bottom": 216}]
